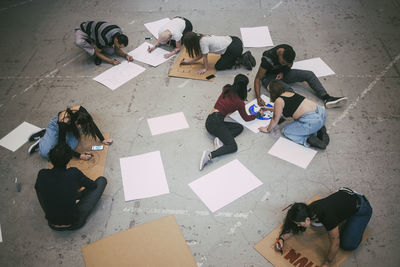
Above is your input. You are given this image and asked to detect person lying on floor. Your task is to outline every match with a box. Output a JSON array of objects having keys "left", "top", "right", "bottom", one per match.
[
  {"left": 28, "top": 105, "right": 112, "bottom": 160},
  {"left": 35, "top": 143, "right": 107, "bottom": 231},
  {"left": 259, "top": 80, "right": 329, "bottom": 149},
  {"left": 275, "top": 188, "right": 372, "bottom": 267}
]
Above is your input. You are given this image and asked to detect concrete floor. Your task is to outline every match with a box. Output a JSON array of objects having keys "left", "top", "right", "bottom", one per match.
[{"left": 0, "top": 0, "right": 399, "bottom": 266}]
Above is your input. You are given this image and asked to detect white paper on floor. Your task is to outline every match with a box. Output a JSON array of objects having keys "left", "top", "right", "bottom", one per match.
[
  {"left": 93, "top": 61, "right": 146, "bottom": 90},
  {"left": 120, "top": 151, "right": 169, "bottom": 201},
  {"left": 189, "top": 159, "right": 263, "bottom": 212},
  {"left": 144, "top": 18, "right": 171, "bottom": 39},
  {"left": 0, "top": 122, "right": 42, "bottom": 152},
  {"left": 240, "top": 26, "right": 274, "bottom": 47},
  {"left": 268, "top": 137, "right": 317, "bottom": 169},
  {"left": 292, "top": 57, "right": 335, "bottom": 77},
  {"left": 129, "top": 42, "right": 171, "bottom": 67},
  {"left": 229, "top": 94, "right": 273, "bottom": 133},
  {"left": 147, "top": 112, "right": 189, "bottom": 136}
]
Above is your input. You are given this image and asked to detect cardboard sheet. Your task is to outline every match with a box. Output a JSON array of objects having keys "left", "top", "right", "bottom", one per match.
[
  {"left": 144, "top": 18, "right": 171, "bottom": 39},
  {"left": 0, "top": 122, "right": 42, "bottom": 152},
  {"left": 49, "top": 133, "right": 110, "bottom": 180},
  {"left": 254, "top": 196, "right": 370, "bottom": 267},
  {"left": 168, "top": 46, "right": 220, "bottom": 81},
  {"left": 129, "top": 42, "right": 171, "bottom": 67},
  {"left": 189, "top": 159, "right": 262, "bottom": 212},
  {"left": 240, "top": 26, "right": 274, "bottom": 47},
  {"left": 229, "top": 94, "right": 273, "bottom": 133},
  {"left": 93, "top": 61, "right": 146, "bottom": 90},
  {"left": 268, "top": 137, "right": 317, "bottom": 169},
  {"left": 147, "top": 112, "right": 189, "bottom": 136},
  {"left": 292, "top": 57, "right": 335, "bottom": 77},
  {"left": 81, "top": 215, "right": 197, "bottom": 267},
  {"left": 120, "top": 151, "right": 169, "bottom": 201}
]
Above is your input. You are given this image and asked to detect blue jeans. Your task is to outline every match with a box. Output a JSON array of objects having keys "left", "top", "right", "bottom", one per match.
[
  {"left": 340, "top": 194, "right": 373, "bottom": 250},
  {"left": 39, "top": 116, "right": 79, "bottom": 159},
  {"left": 283, "top": 105, "right": 326, "bottom": 147}
]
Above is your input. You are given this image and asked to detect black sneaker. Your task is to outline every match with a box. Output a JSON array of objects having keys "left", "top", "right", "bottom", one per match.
[
  {"left": 324, "top": 96, "right": 348, "bottom": 108},
  {"left": 307, "top": 136, "right": 326, "bottom": 150},
  {"left": 317, "top": 126, "right": 330, "bottom": 146},
  {"left": 94, "top": 56, "right": 102, "bottom": 65},
  {"left": 245, "top": 51, "right": 256, "bottom": 67},
  {"left": 28, "top": 139, "right": 40, "bottom": 155},
  {"left": 28, "top": 129, "right": 46, "bottom": 142},
  {"left": 239, "top": 52, "right": 253, "bottom": 70}
]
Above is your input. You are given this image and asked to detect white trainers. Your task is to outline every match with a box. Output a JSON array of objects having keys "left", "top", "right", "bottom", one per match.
[
  {"left": 213, "top": 137, "right": 224, "bottom": 150},
  {"left": 199, "top": 150, "right": 211, "bottom": 171}
]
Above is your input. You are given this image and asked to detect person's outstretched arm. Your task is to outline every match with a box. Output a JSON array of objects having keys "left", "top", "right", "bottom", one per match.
[
  {"left": 259, "top": 98, "right": 283, "bottom": 132},
  {"left": 254, "top": 66, "right": 267, "bottom": 106},
  {"left": 322, "top": 227, "right": 340, "bottom": 267}
]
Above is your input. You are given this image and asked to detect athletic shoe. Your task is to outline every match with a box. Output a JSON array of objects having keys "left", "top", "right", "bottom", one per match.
[
  {"left": 324, "top": 96, "right": 348, "bottom": 108},
  {"left": 317, "top": 125, "right": 330, "bottom": 146},
  {"left": 245, "top": 51, "right": 256, "bottom": 67},
  {"left": 239, "top": 52, "right": 253, "bottom": 70},
  {"left": 94, "top": 56, "right": 102, "bottom": 65},
  {"left": 28, "top": 129, "right": 46, "bottom": 142},
  {"left": 307, "top": 136, "right": 326, "bottom": 150},
  {"left": 28, "top": 139, "right": 40, "bottom": 155},
  {"left": 214, "top": 137, "right": 224, "bottom": 150},
  {"left": 199, "top": 151, "right": 211, "bottom": 171}
]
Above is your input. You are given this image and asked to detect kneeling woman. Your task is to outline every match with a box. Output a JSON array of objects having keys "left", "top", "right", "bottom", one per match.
[
  {"left": 28, "top": 106, "right": 112, "bottom": 160},
  {"left": 276, "top": 188, "right": 372, "bottom": 267},
  {"left": 259, "top": 80, "right": 329, "bottom": 149},
  {"left": 182, "top": 32, "right": 255, "bottom": 74},
  {"left": 200, "top": 74, "right": 262, "bottom": 170}
]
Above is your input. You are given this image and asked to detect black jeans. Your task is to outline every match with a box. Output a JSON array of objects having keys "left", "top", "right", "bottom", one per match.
[
  {"left": 215, "top": 36, "right": 243, "bottom": 70},
  {"left": 205, "top": 112, "right": 244, "bottom": 158},
  {"left": 169, "top": 17, "right": 193, "bottom": 48},
  {"left": 49, "top": 176, "right": 107, "bottom": 231}
]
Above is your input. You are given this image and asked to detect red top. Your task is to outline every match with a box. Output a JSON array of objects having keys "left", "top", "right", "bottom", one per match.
[{"left": 214, "top": 87, "right": 256, "bottom": 122}]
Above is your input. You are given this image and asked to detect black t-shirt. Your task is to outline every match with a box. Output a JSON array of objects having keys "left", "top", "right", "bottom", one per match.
[
  {"left": 309, "top": 190, "right": 358, "bottom": 231},
  {"left": 35, "top": 167, "right": 96, "bottom": 225},
  {"left": 260, "top": 44, "right": 293, "bottom": 74}
]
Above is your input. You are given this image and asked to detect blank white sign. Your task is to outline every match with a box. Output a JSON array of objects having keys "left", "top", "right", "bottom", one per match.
[
  {"left": 292, "top": 57, "right": 335, "bottom": 77},
  {"left": 0, "top": 122, "right": 42, "bottom": 152},
  {"left": 268, "top": 137, "right": 317, "bottom": 169},
  {"left": 120, "top": 151, "right": 169, "bottom": 201},
  {"left": 240, "top": 26, "right": 274, "bottom": 47},
  {"left": 144, "top": 18, "right": 171, "bottom": 39},
  {"left": 93, "top": 61, "right": 146, "bottom": 90},
  {"left": 147, "top": 112, "right": 189, "bottom": 136},
  {"left": 129, "top": 42, "right": 171, "bottom": 67},
  {"left": 189, "top": 159, "right": 263, "bottom": 212}
]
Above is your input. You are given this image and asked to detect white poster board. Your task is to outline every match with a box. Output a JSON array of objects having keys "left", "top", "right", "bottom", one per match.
[
  {"left": 240, "top": 26, "right": 274, "bottom": 47},
  {"left": 0, "top": 122, "right": 42, "bottom": 152},
  {"left": 147, "top": 112, "right": 189, "bottom": 136},
  {"left": 129, "top": 42, "right": 171, "bottom": 67},
  {"left": 144, "top": 18, "right": 171, "bottom": 39},
  {"left": 292, "top": 57, "right": 335, "bottom": 77}
]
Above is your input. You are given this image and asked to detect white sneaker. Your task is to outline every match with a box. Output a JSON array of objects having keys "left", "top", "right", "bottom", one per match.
[
  {"left": 199, "top": 151, "right": 211, "bottom": 171},
  {"left": 28, "top": 139, "right": 40, "bottom": 155},
  {"left": 213, "top": 137, "right": 224, "bottom": 150}
]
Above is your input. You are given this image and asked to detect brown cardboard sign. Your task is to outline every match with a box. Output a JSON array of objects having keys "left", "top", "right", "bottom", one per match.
[
  {"left": 168, "top": 46, "right": 220, "bottom": 81},
  {"left": 49, "top": 133, "right": 110, "bottom": 180},
  {"left": 254, "top": 196, "right": 370, "bottom": 267},
  {"left": 81, "top": 215, "right": 197, "bottom": 267}
]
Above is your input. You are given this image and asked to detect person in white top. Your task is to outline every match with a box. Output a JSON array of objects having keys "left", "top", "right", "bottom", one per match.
[
  {"left": 148, "top": 17, "right": 193, "bottom": 58},
  {"left": 181, "top": 32, "right": 255, "bottom": 74}
]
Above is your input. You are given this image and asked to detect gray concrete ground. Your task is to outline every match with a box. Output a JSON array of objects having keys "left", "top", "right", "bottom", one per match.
[{"left": 0, "top": 0, "right": 399, "bottom": 266}]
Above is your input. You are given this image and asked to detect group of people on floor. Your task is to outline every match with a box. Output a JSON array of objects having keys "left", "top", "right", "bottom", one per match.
[{"left": 26, "top": 17, "right": 371, "bottom": 267}]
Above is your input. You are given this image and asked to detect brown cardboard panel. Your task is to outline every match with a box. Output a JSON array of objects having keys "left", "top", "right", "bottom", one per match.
[
  {"left": 49, "top": 133, "right": 110, "bottom": 180},
  {"left": 81, "top": 215, "right": 197, "bottom": 267},
  {"left": 254, "top": 196, "right": 370, "bottom": 267},
  {"left": 168, "top": 46, "right": 220, "bottom": 81}
]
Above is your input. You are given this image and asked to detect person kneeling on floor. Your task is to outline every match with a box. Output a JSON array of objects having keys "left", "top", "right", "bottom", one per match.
[{"left": 35, "top": 143, "right": 107, "bottom": 231}]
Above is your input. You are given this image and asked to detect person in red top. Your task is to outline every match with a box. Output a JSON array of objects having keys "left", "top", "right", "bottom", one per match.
[{"left": 199, "top": 74, "right": 263, "bottom": 170}]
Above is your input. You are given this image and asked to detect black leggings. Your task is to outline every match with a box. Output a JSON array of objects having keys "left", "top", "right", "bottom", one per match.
[
  {"left": 205, "top": 112, "right": 244, "bottom": 158},
  {"left": 215, "top": 36, "right": 243, "bottom": 70},
  {"left": 170, "top": 17, "right": 193, "bottom": 48}
]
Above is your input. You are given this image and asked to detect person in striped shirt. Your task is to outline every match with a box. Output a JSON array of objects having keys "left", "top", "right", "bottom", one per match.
[{"left": 75, "top": 21, "right": 133, "bottom": 65}]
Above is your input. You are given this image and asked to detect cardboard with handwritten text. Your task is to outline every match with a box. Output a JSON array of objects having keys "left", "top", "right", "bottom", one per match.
[
  {"left": 49, "top": 133, "right": 110, "bottom": 180},
  {"left": 168, "top": 47, "right": 219, "bottom": 81},
  {"left": 81, "top": 215, "right": 197, "bottom": 267},
  {"left": 254, "top": 196, "right": 370, "bottom": 267}
]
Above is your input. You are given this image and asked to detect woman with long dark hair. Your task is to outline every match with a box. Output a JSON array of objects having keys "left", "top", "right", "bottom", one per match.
[
  {"left": 259, "top": 80, "right": 329, "bottom": 149},
  {"left": 28, "top": 106, "right": 112, "bottom": 160},
  {"left": 182, "top": 32, "right": 255, "bottom": 74},
  {"left": 276, "top": 188, "right": 372, "bottom": 267},
  {"left": 199, "top": 74, "right": 263, "bottom": 170}
]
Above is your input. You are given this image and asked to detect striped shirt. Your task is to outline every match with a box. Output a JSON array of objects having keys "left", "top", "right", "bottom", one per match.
[{"left": 80, "top": 21, "right": 122, "bottom": 48}]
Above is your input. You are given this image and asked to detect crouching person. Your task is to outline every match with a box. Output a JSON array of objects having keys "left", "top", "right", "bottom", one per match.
[{"left": 35, "top": 143, "right": 107, "bottom": 231}]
